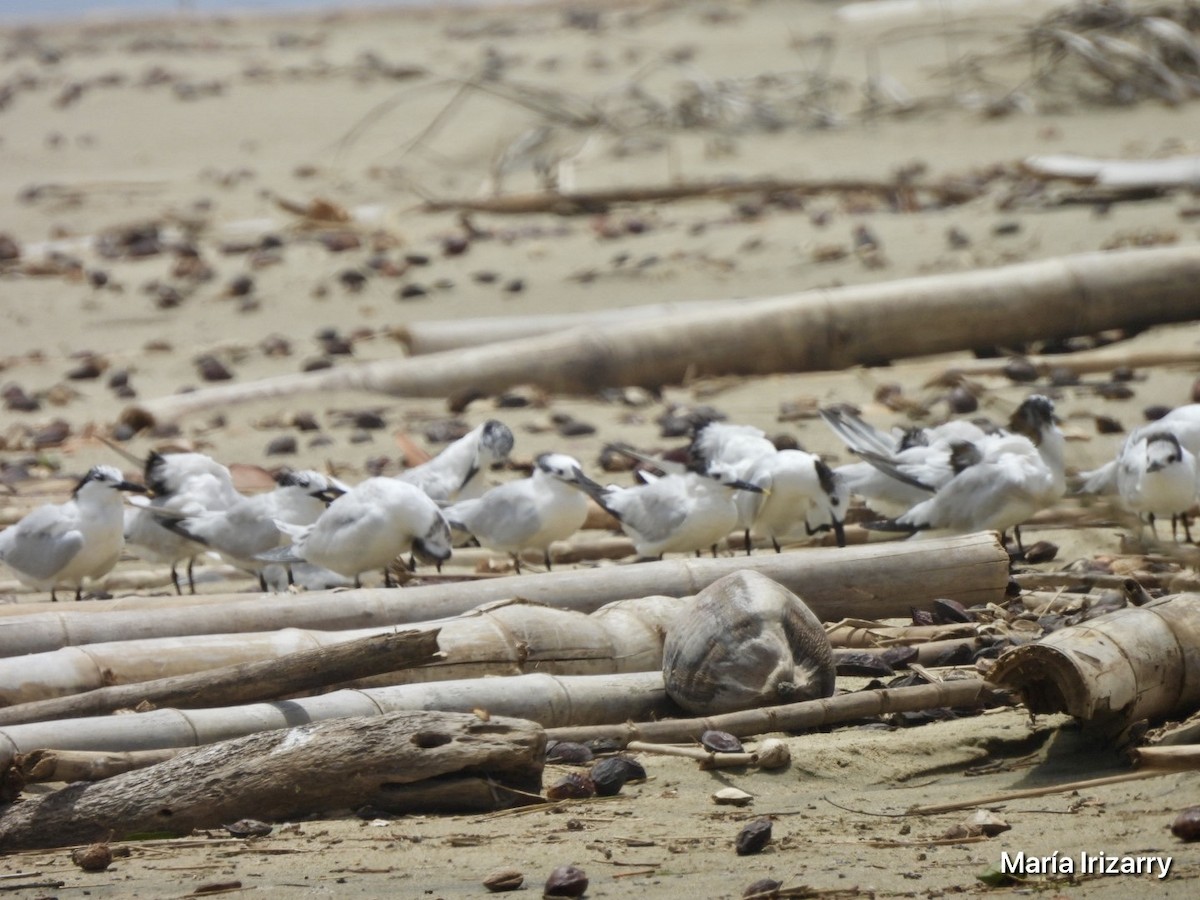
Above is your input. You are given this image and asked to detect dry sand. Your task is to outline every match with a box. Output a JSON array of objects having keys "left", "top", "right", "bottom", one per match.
[{"left": 1, "top": 0, "right": 1200, "bottom": 896}]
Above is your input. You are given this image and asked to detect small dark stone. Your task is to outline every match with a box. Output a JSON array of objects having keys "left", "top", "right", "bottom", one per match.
[
  {"left": 1047, "top": 366, "right": 1079, "bottom": 387},
  {"left": 67, "top": 356, "right": 105, "bottom": 380},
  {"left": 107, "top": 369, "right": 129, "bottom": 389},
  {"left": 556, "top": 417, "right": 596, "bottom": 437},
  {"left": 735, "top": 818, "right": 773, "bottom": 856},
  {"left": 931, "top": 642, "right": 975, "bottom": 667},
  {"left": 227, "top": 274, "right": 254, "bottom": 296},
  {"left": 880, "top": 645, "right": 919, "bottom": 669},
  {"left": 931, "top": 598, "right": 974, "bottom": 624},
  {"left": 0, "top": 233, "right": 20, "bottom": 262},
  {"left": 1192, "top": 377, "right": 1200, "bottom": 405},
  {"left": 589, "top": 757, "right": 635, "bottom": 797},
  {"left": 353, "top": 411, "right": 387, "bottom": 430},
  {"left": 404, "top": 252, "right": 431, "bottom": 266},
  {"left": 195, "top": 355, "right": 233, "bottom": 382},
  {"left": 1144, "top": 405, "right": 1173, "bottom": 421},
  {"left": 583, "top": 737, "right": 624, "bottom": 755},
  {"left": 33, "top": 418, "right": 71, "bottom": 448},
  {"left": 1023, "top": 540, "right": 1059, "bottom": 564},
  {"left": 1002, "top": 356, "right": 1038, "bottom": 383},
  {"left": 945, "top": 226, "right": 971, "bottom": 249},
  {"left": 441, "top": 235, "right": 470, "bottom": 256},
  {"left": 993, "top": 221, "right": 1021, "bottom": 236},
  {"left": 319, "top": 231, "right": 361, "bottom": 252},
  {"left": 70, "top": 842, "right": 113, "bottom": 872},
  {"left": 260, "top": 334, "right": 292, "bottom": 357},
  {"left": 224, "top": 818, "right": 273, "bottom": 838},
  {"left": 1171, "top": 806, "right": 1200, "bottom": 841},
  {"left": 910, "top": 608, "right": 935, "bottom": 627},
  {"left": 302, "top": 357, "right": 334, "bottom": 372},
  {"left": 265, "top": 435, "right": 298, "bottom": 456},
  {"left": 1095, "top": 415, "right": 1123, "bottom": 435},
  {"left": 946, "top": 385, "right": 977, "bottom": 414},
  {"left": 700, "top": 729, "right": 743, "bottom": 754},
  {"left": 260, "top": 234, "right": 284, "bottom": 250},
  {"left": 472, "top": 270, "right": 499, "bottom": 284},
  {"left": 154, "top": 284, "right": 184, "bottom": 308},
  {"left": 3, "top": 385, "right": 39, "bottom": 412},
  {"left": 87, "top": 269, "right": 108, "bottom": 288},
  {"left": 348, "top": 430, "right": 374, "bottom": 444},
  {"left": 1096, "top": 382, "right": 1135, "bottom": 401},
  {"left": 398, "top": 283, "right": 428, "bottom": 299},
  {"left": 292, "top": 411, "right": 320, "bottom": 431},
  {"left": 543, "top": 865, "right": 588, "bottom": 898},
  {"left": 424, "top": 419, "right": 470, "bottom": 444},
  {"left": 744, "top": 878, "right": 782, "bottom": 898},
  {"left": 114, "top": 384, "right": 137, "bottom": 399},
  {"left": 320, "top": 334, "right": 354, "bottom": 356},
  {"left": 503, "top": 277, "right": 525, "bottom": 293},
  {"left": 338, "top": 269, "right": 367, "bottom": 292},
  {"left": 834, "top": 651, "right": 894, "bottom": 678},
  {"left": 1111, "top": 366, "right": 1136, "bottom": 383},
  {"left": 546, "top": 741, "right": 593, "bottom": 765}
]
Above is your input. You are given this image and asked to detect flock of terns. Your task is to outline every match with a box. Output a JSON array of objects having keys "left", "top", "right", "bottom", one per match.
[{"left": 2, "top": 396, "right": 1199, "bottom": 601}]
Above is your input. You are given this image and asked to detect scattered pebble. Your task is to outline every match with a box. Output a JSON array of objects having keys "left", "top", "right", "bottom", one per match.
[
  {"left": 744, "top": 878, "right": 782, "bottom": 898},
  {"left": 482, "top": 867, "right": 524, "bottom": 892},
  {"left": 589, "top": 757, "right": 638, "bottom": 796},
  {"left": 1171, "top": 807, "right": 1200, "bottom": 841},
  {"left": 223, "top": 818, "right": 273, "bottom": 838},
  {"left": 67, "top": 355, "right": 107, "bottom": 380},
  {"left": 227, "top": 274, "right": 255, "bottom": 296},
  {"left": 1143, "top": 404, "right": 1172, "bottom": 421},
  {"left": 546, "top": 773, "right": 597, "bottom": 801},
  {"left": 398, "top": 283, "right": 428, "bottom": 300},
  {"left": 1095, "top": 415, "right": 1123, "bottom": 434},
  {"left": 292, "top": 411, "right": 320, "bottom": 431},
  {"left": 33, "top": 418, "right": 71, "bottom": 448},
  {"left": 947, "top": 384, "right": 978, "bottom": 414},
  {"left": 70, "top": 842, "right": 113, "bottom": 872},
  {"left": 265, "top": 435, "right": 298, "bottom": 455},
  {"left": 735, "top": 818, "right": 773, "bottom": 856},
  {"left": 543, "top": 865, "right": 588, "bottom": 898},
  {"left": 700, "top": 729, "right": 743, "bottom": 754},
  {"left": 195, "top": 355, "right": 234, "bottom": 381},
  {"left": 302, "top": 357, "right": 334, "bottom": 372},
  {"left": 1002, "top": 356, "right": 1038, "bottom": 383},
  {"left": 1096, "top": 382, "right": 1134, "bottom": 401},
  {"left": 3, "top": 385, "right": 39, "bottom": 412}
]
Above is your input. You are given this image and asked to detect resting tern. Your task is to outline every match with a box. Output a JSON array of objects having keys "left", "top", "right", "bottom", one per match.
[
  {"left": 259, "top": 478, "right": 452, "bottom": 587},
  {"left": 397, "top": 419, "right": 514, "bottom": 504},
  {"left": 1079, "top": 403, "right": 1200, "bottom": 495},
  {"left": 739, "top": 449, "right": 848, "bottom": 551},
  {"left": 0, "top": 465, "right": 147, "bottom": 601},
  {"left": 443, "top": 452, "right": 591, "bottom": 572},
  {"left": 578, "top": 467, "right": 764, "bottom": 560},
  {"left": 123, "top": 451, "right": 241, "bottom": 594},
  {"left": 1111, "top": 431, "right": 1199, "bottom": 541},
  {"left": 155, "top": 469, "right": 343, "bottom": 589},
  {"left": 851, "top": 395, "right": 1067, "bottom": 551}
]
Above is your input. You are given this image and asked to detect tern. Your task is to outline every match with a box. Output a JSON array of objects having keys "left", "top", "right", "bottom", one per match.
[
  {"left": 259, "top": 478, "right": 452, "bottom": 587},
  {"left": 1112, "top": 431, "right": 1199, "bottom": 541},
  {"left": 739, "top": 449, "right": 849, "bottom": 551},
  {"left": 1080, "top": 403, "right": 1200, "bottom": 495},
  {"left": 443, "top": 452, "right": 591, "bottom": 572},
  {"left": 155, "top": 469, "right": 343, "bottom": 589},
  {"left": 578, "top": 467, "right": 764, "bottom": 560},
  {"left": 397, "top": 419, "right": 515, "bottom": 504},
  {"left": 0, "top": 465, "right": 147, "bottom": 601},
  {"left": 123, "top": 451, "right": 242, "bottom": 594}
]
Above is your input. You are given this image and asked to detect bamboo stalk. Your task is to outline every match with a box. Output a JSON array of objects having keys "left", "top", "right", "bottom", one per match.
[
  {"left": 0, "top": 627, "right": 443, "bottom": 725},
  {"left": 544, "top": 678, "right": 983, "bottom": 745},
  {"left": 125, "top": 245, "right": 1200, "bottom": 422},
  {"left": 16, "top": 747, "right": 181, "bottom": 783},
  {"left": 624, "top": 741, "right": 755, "bottom": 769},
  {"left": 0, "top": 533, "right": 1010, "bottom": 657}
]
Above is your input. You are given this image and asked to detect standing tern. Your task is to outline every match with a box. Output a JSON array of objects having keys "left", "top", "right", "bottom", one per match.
[
  {"left": 123, "top": 451, "right": 242, "bottom": 594},
  {"left": 1112, "top": 431, "right": 1199, "bottom": 541},
  {"left": 443, "top": 452, "right": 591, "bottom": 572},
  {"left": 397, "top": 419, "right": 515, "bottom": 504},
  {"left": 578, "top": 467, "right": 764, "bottom": 560},
  {"left": 0, "top": 465, "right": 147, "bottom": 601},
  {"left": 1080, "top": 403, "right": 1200, "bottom": 495},
  {"left": 739, "top": 449, "right": 848, "bottom": 551},
  {"left": 259, "top": 478, "right": 452, "bottom": 587},
  {"left": 155, "top": 469, "right": 343, "bottom": 589}
]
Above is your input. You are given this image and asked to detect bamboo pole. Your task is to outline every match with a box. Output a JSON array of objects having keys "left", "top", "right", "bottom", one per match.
[
  {"left": 544, "top": 678, "right": 983, "bottom": 745},
  {"left": 0, "top": 627, "right": 443, "bottom": 724},
  {"left": 16, "top": 748, "right": 181, "bottom": 783},
  {"left": 987, "top": 593, "right": 1200, "bottom": 733},
  {"left": 0, "top": 532, "right": 1010, "bottom": 657},
  {"left": 0, "top": 711, "right": 546, "bottom": 852},
  {"left": 0, "top": 597, "right": 685, "bottom": 711},
  {"left": 125, "top": 245, "right": 1200, "bottom": 422},
  {"left": 0, "top": 671, "right": 673, "bottom": 767}
]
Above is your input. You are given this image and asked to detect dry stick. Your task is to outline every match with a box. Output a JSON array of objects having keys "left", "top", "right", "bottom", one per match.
[
  {"left": 546, "top": 678, "right": 983, "bottom": 745},
  {"left": 929, "top": 345, "right": 1200, "bottom": 385},
  {"left": 624, "top": 741, "right": 755, "bottom": 769},
  {"left": 0, "top": 710, "right": 546, "bottom": 852},
  {"left": 17, "top": 748, "right": 181, "bottom": 783},
  {"left": 905, "top": 770, "right": 1166, "bottom": 816},
  {"left": 419, "top": 176, "right": 979, "bottom": 215},
  {"left": 126, "top": 245, "right": 1200, "bottom": 424},
  {"left": 0, "top": 628, "right": 441, "bottom": 726}
]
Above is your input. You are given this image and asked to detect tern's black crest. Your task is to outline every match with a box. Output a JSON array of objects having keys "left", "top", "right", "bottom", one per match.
[
  {"left": 144, "top": 451, "right": 173, "bottom": 496},
  {"left": 949, "top": 440, "right": 983, "bottom": 475},
  {"left": 1146, "top": 432, "right": 1183, "bottom": 464},
  {"left": 275, "top": 469, "right": 313, "bottom": 489},
  {"left": 1009, "top": 395, "right": 1056, "bottom": 444},
  {"left": 480, "top": 419, "right": 515, "bottom": 461}
]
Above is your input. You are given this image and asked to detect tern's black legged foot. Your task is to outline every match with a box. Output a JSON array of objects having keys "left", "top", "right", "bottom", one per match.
[
  {"left": 186, "top": 558, "right": 196, "bottom": 595},
  {"left": 744, "top": 529, "right": 752, "bottom": 556},
  {"left": 772, "top": 537, "right": 782, "bottom": 554},
  {"left": 170, "top": 564, "right": 182, "bottom": 596},
  {"left": 544, "top": 551, "right": 553, "bottom": 571}
]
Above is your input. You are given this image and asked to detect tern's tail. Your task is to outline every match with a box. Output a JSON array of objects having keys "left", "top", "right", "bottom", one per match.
[
  {"left": 819, "top": 406, "right": 897, "bottom": 458},
  {"left": 1076, "top": 459, "right": 1118, "bottom": 495},
  {"left": 255, "top": 543, "right": 304, "bottom": 564},
  {"left": 570, "top": 472, "right": 620, "bottom": 519}
]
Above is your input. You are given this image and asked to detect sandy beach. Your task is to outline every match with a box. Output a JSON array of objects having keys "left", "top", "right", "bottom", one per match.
[{"left": 1, "top": 0, "right": 1200, "bottom": 895}]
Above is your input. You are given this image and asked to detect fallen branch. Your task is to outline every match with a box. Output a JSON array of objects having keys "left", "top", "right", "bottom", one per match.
[
  {"left": 906, "top": 769, "right": 1173, "bottom": 816},
  {"left": 0, "top": 710, "right": 545, "bottom": 851},
  {"left": 1022, "top": 153, "right": 1200, "bottom": 188},
  {"left": 16, "top": 748, "right": 180, "bottom": 783},
  {"left": 544, "top": 677, "right": 983, "bottom": 745},
  {"left": 125, "top": 245, "right": 1200, "bottom": 422}
]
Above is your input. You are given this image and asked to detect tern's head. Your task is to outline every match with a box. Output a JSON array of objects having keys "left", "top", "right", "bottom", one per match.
[
  {"left": 413, "top": 512, "right": 453, "bottom": 566},
  {"left": 1146, "top": 432, "right": 1184, "bottom": 471},
  {"left": 276, "top": 469, "right": 347, "bottom": 501},
  {"left": 534, "top": 452, "right": 587, "bottom": 484},
  {"left": 1009, "top": 395, "right": 1057, "bottom": 444},
  {"left": 896, "top": 427, "right": 930, "bottom": 452},
  {"left": 478, "top": 419, "right": 515, "bottom": 466},
  {"left": 705, "top": 464, "right": 765, "bottom": 494},
  {"left": 74, "top": 465, "right": 147, "bottom": 498}
]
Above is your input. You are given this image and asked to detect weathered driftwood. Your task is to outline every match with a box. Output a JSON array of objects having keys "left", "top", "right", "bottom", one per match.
[
  {"left": 0, "top": 671, "right": 672, "bottom": 767},
  {"left": 0, "top": 710, "right": 545, "bottom": 851},
  {"left": 825, "top": 620, "right": 978, "bottom": 648},
  {"left": 0, "top": 596, "right": 688, "bottom": 709},
  {"left": 930, "top": 344, "right": 1200, "bottom": 385},
  {"left": 662, "top": 570, "right": 834, "bottom": 714},
  {"left": 393, "top": 302, "right": 727, "bottom": 355},
  {"left": 0, "top": 532, "right": 1010, "bottom": 657},
  {"left": 988, "top": 593, "right": 1200, "bottom": 733},
  {"left": 0, "top": 627, "right": 443, "bottom": 725},
  {"left": 544, "top": 678, "right": 983, "bottom": 745},
  {"left": 16, "top": 748, "right": 180, "bottom": 783},
  {"left": 1022, "top": 153, "right": 1200, "bottom": 188},
  {"left": 125, "top": 245, "right": 1200, "bottom": 422}
]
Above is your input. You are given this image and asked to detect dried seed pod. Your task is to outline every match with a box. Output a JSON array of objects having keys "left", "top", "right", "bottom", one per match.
[
  {"left": 546, "top": 741, "right": 593, "bottom": 765},
  {"left": 224, "top": 818, "right": 273, "bottom": 838},
  {"left": 1023, "top": 540, "right": 1058, "bottom": 564},
  {"left": 833, "top": 650, "right": 894, "bottom": 677},
  {"left": 700, "top": 729, "right": 743, "bottom": 754},
  {"left": 544, "top": 865, "right": 588, "bottom": 897},
  {"left": 713, "top": 787, "right": 753, "bottom": 807},
  {"left": 71, "top": 842, "right": 113, "bottom": 872},
  {"left": 1171, "top": 806, "right": 1200, "bottom": 841},
  {"left": 589, "top": 757, "right": 633, "bottom": 797},
  {"left": 1002, "top": 356, "right": 1038, "bottom": 383},
  {"left": 546, "top": 773, "right": 596, "bottom": 802},
  {"left": 743, "top": 878, "right": 782, "bottom": 898},
  {"left": 735, "top": 818, "right": 773, "bottom": 856},
  {"left": 932, "top": 598, "right": 974, "bottom": 624},
  {"left": 662, "top": 570, "right": 835, "bottom": 715},
  {"left": 753, "top": 739, "right": 791, "bottom": 770},
  {"left": 483, "top": 867, "right": 524, "bottom": 892}
]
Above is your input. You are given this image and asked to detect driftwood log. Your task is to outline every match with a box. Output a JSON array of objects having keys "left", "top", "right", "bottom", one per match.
[
  {"left": 0, "top": 710, "right": 545, "bottom": 852},
  {"left": 1022, "top": 153, "right": 1200, "bottom": 188},
  {"left": 124, "top": 245, "right": 1200, "bottom": 422},
  {"left": 0, "top": 532, "right": 1010, "bottom": 657},
  {"left": 0, "top": 627, "right": 443, "bottom": 725},
  {"left": 16, "top": 748, "right": 181, "bottom": 783},
  {"left": 988, "top": 593, "right": 1200, "bottom": 734},
  {"left": 0, "top": 671, "right": 672, "bottom": 767}
]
